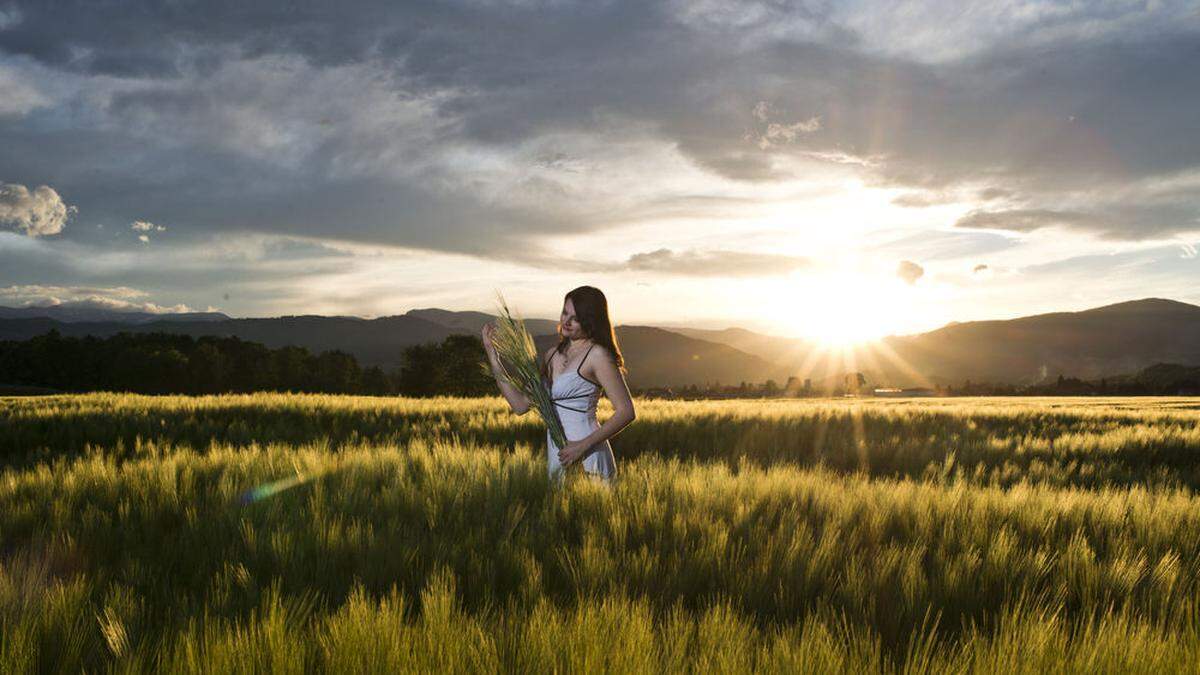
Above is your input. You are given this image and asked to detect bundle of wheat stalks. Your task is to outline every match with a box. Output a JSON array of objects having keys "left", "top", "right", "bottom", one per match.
[{"left": 483, "top": 293, "right": 568, "bottom": 449}]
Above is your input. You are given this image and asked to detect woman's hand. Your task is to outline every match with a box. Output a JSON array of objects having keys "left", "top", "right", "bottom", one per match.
[
  {"left": 481, "top": 321, "right": 532, "bottom": 414},
  {"left": 557, "top": 440, "right": 590, "bottom": 466},
  {"left": 481, "top": 322, "right": 499, "bottom": 361}
]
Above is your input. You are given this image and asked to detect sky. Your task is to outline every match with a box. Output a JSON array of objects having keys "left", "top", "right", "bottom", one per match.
[{"left": 1, "top": 0, "right": 1199, "bottom": 342}]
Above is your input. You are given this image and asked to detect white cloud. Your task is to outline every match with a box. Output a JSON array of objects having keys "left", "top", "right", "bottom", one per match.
[
  {"left": 747, "top": 102, "right": 821, "bottom": 150},
  {"left": 0, "top": 183, "right": 76, "bottom": 236},
  {"left": 897, "top": 260, "right": 924, "bottom": 284},
  {"left": 0, "top": 284, "right": 198, "bottom": 313},
  {"left": 0, "top": 283, "right": 196, "bottom": 314},
  {"left": 0, "top": 284, "right": 148, "bottom": 301},
  {"left": 49, "top": 297, "right": 193, "bottom": 313},
  {"left": 131, "top": 220, "right": 165, "bottom": 242}
]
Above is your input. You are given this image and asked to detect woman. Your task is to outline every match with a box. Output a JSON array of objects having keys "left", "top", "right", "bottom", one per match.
[{"left": 482, "top": 286, "right": 636, "bottom": 482}]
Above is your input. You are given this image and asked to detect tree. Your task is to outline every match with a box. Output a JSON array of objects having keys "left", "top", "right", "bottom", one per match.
[
  {"left": 398, "top": 342, "right": 439, "bottom": 396},
  {"left": 189, "top": 342, "right": 227, "bottom": 394},
  {"left": 437, "top": 335, "right": 494, "bottom": 396},
  {"left": 0, "top": 331, "right": 375, "bottom": 395},
  {"left": 398, "top": 335, "right": 493, "bottom": 397},
  {"left": 362, "top": 366, "right": 392, "bottom": 395},
  {"left": 315, "top": 350, "right": 361, "bottom": 393},
  {"left": 844, "top": 372, "right": 866, "bottom": 394},
  {"left": 273, "top": 345, "right": 315, "bottom": 392},
  {"left": 145, "top": 347, "right": 189, "bottom": 394}
]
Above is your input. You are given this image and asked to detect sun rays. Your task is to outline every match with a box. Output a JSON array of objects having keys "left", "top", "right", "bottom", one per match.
[
  {"left": 762, "top": 262, "right": 944, "bottom": 347},
  {"left": 788, "top": 334, "right": 941, "bottom": 468}
]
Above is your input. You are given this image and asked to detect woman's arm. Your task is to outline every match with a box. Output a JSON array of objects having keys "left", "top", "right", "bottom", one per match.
[
  {"left": 559, "top": 346, "right": 636, "bottom": 465},
  {"left": 482, "top": 322, "right": 533, "bottom": 415}
]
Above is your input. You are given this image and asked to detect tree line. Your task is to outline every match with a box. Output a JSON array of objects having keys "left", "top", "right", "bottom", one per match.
[
  {"left": 945, "top": 364, "right": 1200, "bottom": 396},
  {"left": 6, "top": 329, "right": 1200, "bottom": 397},
  {"left": 0, "top": 330, "right": 495, "bottom": 396}
]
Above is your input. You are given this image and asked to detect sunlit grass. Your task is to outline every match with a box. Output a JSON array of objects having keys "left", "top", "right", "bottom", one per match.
[{"left": 4, "top": 393, "right": 1200, "bottom": 671}]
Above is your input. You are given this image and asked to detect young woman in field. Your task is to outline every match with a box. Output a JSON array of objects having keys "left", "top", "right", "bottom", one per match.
[{"left": 482, "top": 285, "right": 636, "bottom": 482}]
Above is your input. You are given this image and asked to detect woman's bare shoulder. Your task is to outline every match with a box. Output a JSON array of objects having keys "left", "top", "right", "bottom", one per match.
[{"left": 586, "top": 343, "right": 616, "bottom": 364}]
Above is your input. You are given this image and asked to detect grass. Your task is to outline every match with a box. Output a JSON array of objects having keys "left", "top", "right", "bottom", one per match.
[{"left": 4, "top": 394, "right": 1200, "bottom": 672}]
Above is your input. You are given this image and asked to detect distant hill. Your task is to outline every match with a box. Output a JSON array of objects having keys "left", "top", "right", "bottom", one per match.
[
  {"left": 3, "top": 298, "right": 1199, "bottom": 387},
  {"left": 670, "top": 327, "right": 897, "bottom": 385},
  {"left": 418, "top": 311, "right": 785, "bottom": 387},
  {"left": 670, "top": 327, "right": 819, "bottom": 367},
  {"left": 880, "top": 298, "right": 1200, "bottom": 385},
  {"left": 682, "top": 298, "right": 1200, "bottom": 387},
  {"left": 534, "top": 326, "right": 788, "bottom": 389},
  {"left": 407, "top": 308, "right": 560, "bottom": 336},
  {"left": 0, "top": 306, "right": 776, "bottom": 387}
]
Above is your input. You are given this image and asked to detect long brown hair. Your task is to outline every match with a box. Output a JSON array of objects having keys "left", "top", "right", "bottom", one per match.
[{"left": 541, "top": 285, "right": 626, "bottom": 380}]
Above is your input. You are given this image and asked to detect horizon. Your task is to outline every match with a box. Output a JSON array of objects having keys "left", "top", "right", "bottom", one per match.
[
  {"left": 2, "top": 3, "right": 1199, "bottom": 343},
  {"left": 2, "top": 294, "right": 1194, "bottom": 343}
]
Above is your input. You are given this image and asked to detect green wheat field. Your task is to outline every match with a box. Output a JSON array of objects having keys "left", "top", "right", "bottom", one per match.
[{"left": 6, "top": 394, "right": 1200, "bottom": 672}]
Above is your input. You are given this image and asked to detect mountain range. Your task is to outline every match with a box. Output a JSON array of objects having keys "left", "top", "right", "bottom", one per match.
[{"left": 2, "top": 298, "right": 1199, "bottom": 388}]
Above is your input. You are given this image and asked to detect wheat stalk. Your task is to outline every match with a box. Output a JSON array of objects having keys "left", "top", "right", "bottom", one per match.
[{"left": 481, "top": 291, "right": 568, "bottom": 449}]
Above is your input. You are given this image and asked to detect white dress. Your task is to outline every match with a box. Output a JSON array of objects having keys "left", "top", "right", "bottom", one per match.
[{"left": 546, "top": 344, "right": 617, "bottom": 482}]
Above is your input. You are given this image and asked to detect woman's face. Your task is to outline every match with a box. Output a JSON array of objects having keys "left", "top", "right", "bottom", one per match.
[{"left": 560, "top": 298, "right": 585, "bottom": 339}]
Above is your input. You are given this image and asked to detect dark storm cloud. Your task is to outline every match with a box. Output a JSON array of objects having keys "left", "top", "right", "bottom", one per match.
[
  {"left": 956, "top": 209, "right": 1097, "bottom": 234},
  {"left": 977, "top": 187, "right": 1013, "bottom": 201},
  {"left": 956, "top": 202, "right": 1200, "bottom": 240},
  {"left": 624, "top": 248, "right": 811, "bottom": 276},
  {"left": 0, "top": 0, "right": 1198, "bottom": 258},
  {"left": 0, "top": 231, "right": 350, "bottom": 297},
  {"left": 260, "top": 237, "right": 353, "bottom": 260}
]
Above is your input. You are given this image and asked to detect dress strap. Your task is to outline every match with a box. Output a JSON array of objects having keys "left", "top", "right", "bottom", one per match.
[
  {"left": 550, "top": 343, "right": 601, "bottom": 390},
  {"left": 575, "top": 344, "right": 593, "bottom": 374},
  {"left": 575, "top": 343, "right": 601, "bottom": 387}
]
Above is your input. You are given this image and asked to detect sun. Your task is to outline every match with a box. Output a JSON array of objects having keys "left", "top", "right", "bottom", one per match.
[
  {"left": 780, "top": 271, "right": 918, "bottom": 347},
  {"left": 802, "top": 295, "right": 887, "bottom": 347}
]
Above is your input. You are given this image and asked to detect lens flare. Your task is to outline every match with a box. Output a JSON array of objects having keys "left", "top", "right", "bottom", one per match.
[{"left": 238, "top": 472, "right": 313, "bottom": 506}]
